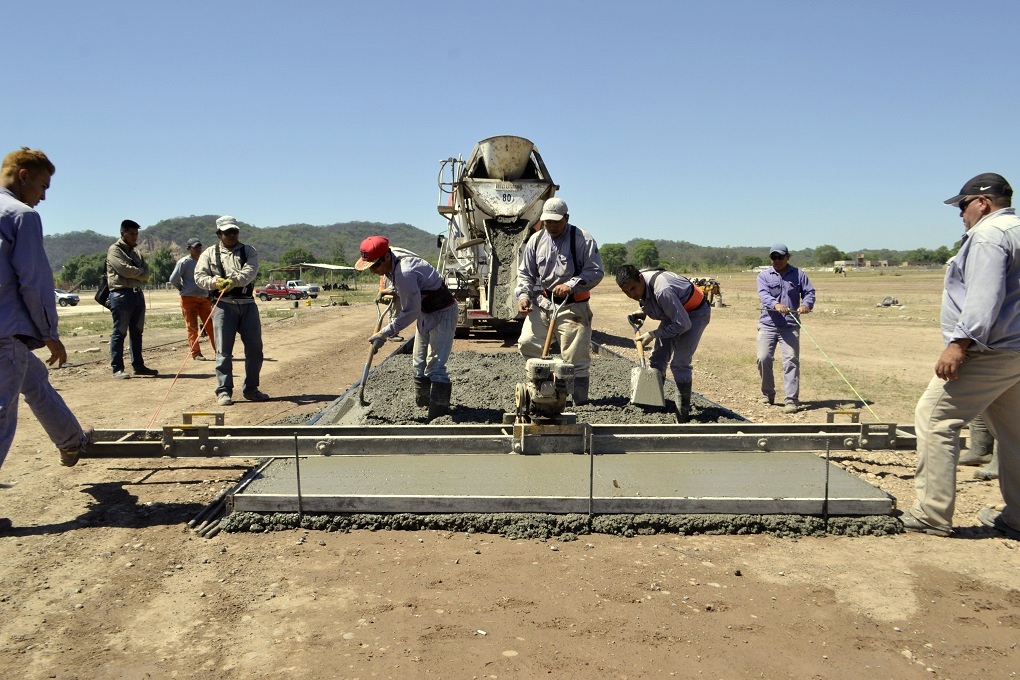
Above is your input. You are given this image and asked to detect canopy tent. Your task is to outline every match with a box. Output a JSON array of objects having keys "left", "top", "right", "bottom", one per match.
[{"left": 266, "top": 263, "right": 360, "bottom": 290}]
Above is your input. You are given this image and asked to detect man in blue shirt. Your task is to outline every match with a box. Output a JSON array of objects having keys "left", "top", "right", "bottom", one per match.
[
  {"left": 756, "top": 244, "right": 815, "bottom": 413},
  {"left": 903, "top": 173, "right": 1020, "bottom": 539},
  {"left": 169, "top": 237, "right": 216, "bottom": 361},
  {"left": 0, "top": 147, "right": 93, "bottom": 531}
]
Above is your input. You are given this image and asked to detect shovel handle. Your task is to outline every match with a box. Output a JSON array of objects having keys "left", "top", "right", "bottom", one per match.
[
  {"left": 359, "top": 299, "right": 394, "bottom": 402},
  {"left": 540, "top": 296, "right": 570, "bottom": 357},
  {"left": 634, "top": 333, "right": 647, "bottom": 365}
]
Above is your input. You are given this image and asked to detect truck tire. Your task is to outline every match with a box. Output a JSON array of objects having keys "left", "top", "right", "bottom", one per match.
[
  {"left": 260, "top": 294, "right": 270, "bottom": 301},
  {"left": 58, "top": 299, "right": 68, "bottom": 307},
  {"left": 288, "top": 293, "right": 298, "bottom": 300}
]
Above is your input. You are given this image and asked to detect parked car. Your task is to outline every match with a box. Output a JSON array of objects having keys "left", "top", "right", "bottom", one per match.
[
  {"left": 255, "top": 283, "right": 308, "bottom": 301},
  {"left": 55, "top": 289, "right": 80, "bottom": 307},
  {"left": 286, "top": 280, "right": 321, "bottom": 299}
]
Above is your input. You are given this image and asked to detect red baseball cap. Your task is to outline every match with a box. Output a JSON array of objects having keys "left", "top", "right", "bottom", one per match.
[{"left": 354, "top": 236, "right": 390, "bottom": 270}]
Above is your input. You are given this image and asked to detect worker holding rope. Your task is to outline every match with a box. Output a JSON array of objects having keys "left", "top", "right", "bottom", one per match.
[{"left": 756, "top": 243, "right": 815, "bottom": 413}]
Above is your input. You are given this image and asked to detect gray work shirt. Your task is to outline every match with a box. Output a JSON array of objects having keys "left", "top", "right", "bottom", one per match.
[
  {"left": 194, "top": 241, "right": 260, "bottom": 305},
  {"left": 942, "top": 207, "right": 1020, "bottom": 350},
  {"left": 381, "top": 247, "right": 446, "bottom": 337},
  {"left": 169, "top": 255, "right": 206, "bottom": 298},
  {"left": 515, "top": 224, "right": 604, "bottom": 304},
  {"left": 640, "top": 270, "right": 708, "bottom": 339},
  {"left": 0, "top": 187, "right": 60, "bottom": 344}
]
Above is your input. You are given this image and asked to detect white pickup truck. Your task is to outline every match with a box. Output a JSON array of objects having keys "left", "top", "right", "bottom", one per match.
[{"left": 285, "top": 280, "right": 320, "bottom": 299}]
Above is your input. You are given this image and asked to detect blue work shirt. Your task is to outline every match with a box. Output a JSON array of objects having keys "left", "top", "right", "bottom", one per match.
[
  {"left": 169, "top": 255, "right": 206, "bottom": 298},
  {"left": 515, "top": 224, "right": 604, "bottom": 302},
  {"left": 757, "top": 264, "right": 815, "bottom": 328},
  {"left": 381, "top": 248, "right": 447, "bottom": 337},
  {"left": 0, "top": 187, "right": 60, "bottom": 345},
  {"left": 640, "top": 270, "right": 707, "bottom": 339},
  {"left": 942, "top": 207, "right": 1020, "bottom": 350}
]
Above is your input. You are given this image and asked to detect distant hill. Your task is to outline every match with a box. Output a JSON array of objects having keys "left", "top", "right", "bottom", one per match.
[{"left": 44, "top": 216, "right": 441, "bottom": 272}]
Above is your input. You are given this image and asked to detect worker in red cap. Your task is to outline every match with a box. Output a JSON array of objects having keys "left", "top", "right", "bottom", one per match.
[{"left": 355, "top": 236, "right": 458, "bottom": 420}]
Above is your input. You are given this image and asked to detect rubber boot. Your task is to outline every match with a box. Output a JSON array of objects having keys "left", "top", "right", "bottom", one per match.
[
  {"left": 573, "top": 376, "right": 589, "bottom": 406},
  {"left": 974, "top": 447, "right": 999, "bottom": 481},
  {"left": 677, "top": 382, "right": 692, "bottom": 423},
  {"left": 428, "top": 381, "right": 452, "bottom": 421},
  {"left": 414, "top": 376, "right": 432, "bottom": 407},
  {"left": 961, "top": 415, "right": 994, "bottom": 466}
]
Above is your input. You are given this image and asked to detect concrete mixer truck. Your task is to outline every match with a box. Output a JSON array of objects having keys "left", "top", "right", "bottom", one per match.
[{"left": 436, "top": 136, "right": 558, "bottom": 336}]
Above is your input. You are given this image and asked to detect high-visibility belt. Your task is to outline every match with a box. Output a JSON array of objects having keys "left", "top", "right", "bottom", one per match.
[{"left": 683, "top": 285, "right": 705, "bottom": 311}]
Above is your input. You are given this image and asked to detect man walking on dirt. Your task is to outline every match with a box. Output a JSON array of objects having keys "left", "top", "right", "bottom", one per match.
[
  {"left": 0, "top": 147, "right": 94, "bottom": 531},
  {"left": 169, "top": 237, "right": 216, "bottom": 361},
  {"left": 515, "top": 198, "right": 604, "bottom": 405},
  {"left": 354, "top": 236, "right": 457, "bottom": 420},
  {"left": 106, "top": 219, "right": 158, "bottom": 378},
  {"left": 194, "top": 216, "right": 267, "bottom": 406},
  {"left": 756, "top": 243, "right": 815, "bottom": 413},
  {"left": 616, "top": 264, "right": 711, "bottom": 421},
  {"left": 903, "top": 173, "right": 1020, "bottom": 539}
]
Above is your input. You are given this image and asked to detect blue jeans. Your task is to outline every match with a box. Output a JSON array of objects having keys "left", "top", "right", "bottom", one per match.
[
  {"left": 756, "top": 324, "right": 800, "bottom": 403},
  {"left": 0, "top": 337, "right": 83, "bottom": 468},
  {"left": 109, "top": 289, "right": 146, "bottom": 372},
  {"left": 213, "top": 301, "right": 263, "bottom": 396},
  {"left": 412, "top": 303, "right": 457, "bottom": 383}
]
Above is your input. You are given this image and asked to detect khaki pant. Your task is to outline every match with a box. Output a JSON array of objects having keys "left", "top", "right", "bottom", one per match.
[
  {"left": 517, "top": 300, "right": 593, "bottom": 377},
  {"left": 181, "top": 295, "right": 216, "bottom": 358},
  {"left": 910, "top": 349, "right": 1020, "bottom": 531}
]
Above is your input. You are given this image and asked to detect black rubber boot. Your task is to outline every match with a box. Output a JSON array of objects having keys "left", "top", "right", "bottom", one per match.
[
  {"left": 573, "top": 376, "right": 589, "bottom": 406},
  {"left": 975, "top": 448, "right": 999, "bottom": 481},
  {"left": 428, "top": 381, "right": 452, "bottom": 421},
  {"left": 677, "top": 382, "right": 692, "bottom": 423},
  {"left": 961, "top": 416, "right": 994, "bottom": 466},
  {"left": 414, "top": 376, "right": 432, "bottom": 407}
]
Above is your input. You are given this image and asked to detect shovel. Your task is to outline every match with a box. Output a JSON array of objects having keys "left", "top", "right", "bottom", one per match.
[
  {"left": 358, "top": 295, "right": 394, "bottom": 405},
  {"left": 628, "top": 317, "right": 665, "bottom": 408}
]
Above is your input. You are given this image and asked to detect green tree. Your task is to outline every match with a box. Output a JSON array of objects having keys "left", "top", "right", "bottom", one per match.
[
  {"left": 631, "top": 240, "right": 660, "bottom": 269},
  {"left": 600, "top": 243, "right": 627, "bottom": 276},
  {"left": 58, "top": 252, "right": 107, "bottom": 288},
  {"left": 148, "top": 247, "right": 175, "bottom": 285},
  {"left": 933, "top": 245, "right": 952, "bottom": 264},
  {"left": 814, "top": 244, "right": 843, "bottom": 266},
  {"left": 280, "top": 247, "right": 317, "bottom": 266},
  {"left": 742, "top": 255, "right": 766, "bottom": 269},
  {"left": 330, "top": 236, "right": 348, "bottom": 265}
]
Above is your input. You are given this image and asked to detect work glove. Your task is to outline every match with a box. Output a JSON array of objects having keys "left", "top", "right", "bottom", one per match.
[
  {"left": 627, "top": 311, "right": 646, "bottom": 327},
  {"left": 368, "top": 332, "right": 387, "bottom": 350},
  {"left": 215, "top": 277, "right": 235, "bottom": 292},
  {"left": 637, "top": 331, "right": 655, "bottom": 346}
]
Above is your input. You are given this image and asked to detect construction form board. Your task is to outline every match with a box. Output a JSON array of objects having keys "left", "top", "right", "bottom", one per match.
[{"left": 229, "top": 451, "right": 892, "bottom": 516}]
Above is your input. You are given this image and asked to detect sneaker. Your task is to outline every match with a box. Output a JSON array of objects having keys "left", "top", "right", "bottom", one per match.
[
  {"left": 977, "top": 508, "right": 1020, "bottom": 540},
  {"left": 60, "top": 425, "right": 94, "bottom": 467},
  {"left": 900, "top": 513, "right": 951, "bottom": 537},
  {"left": 193, "top": 354, "right": 208, "bottom": 361},
  {"left": 217, "top": 393, "right": 233, "bottom": 406},
  {"left": 133, "top": 366, "right": 159, "bottom": 376},
  {"left": 758, "top": 396, "right": 773, "bottom": 406},
  {"left": 783, "top": 401, "right": 799, "bottom": 413},
  {"left": 242, "top": 390, "right": 270, "bottom": 402},
  {"left": 112, "top": 370, "right": 131, "bottom": 379}
]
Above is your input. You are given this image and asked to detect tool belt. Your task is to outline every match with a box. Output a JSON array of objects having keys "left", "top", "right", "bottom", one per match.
[
  {"left": 421, "top": 283, "right": 455, "bottom": 313},
  {"left": 683, "top": 284, "right": 705, "bottom": 311},
  {"left": 541, "top": 289, "right": 591, "bottom": 304}
]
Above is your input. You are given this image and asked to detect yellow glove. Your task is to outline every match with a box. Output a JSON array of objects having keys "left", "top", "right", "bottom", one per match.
[{"left": 215, "top": 277, "right": 235, "bottom": 292}]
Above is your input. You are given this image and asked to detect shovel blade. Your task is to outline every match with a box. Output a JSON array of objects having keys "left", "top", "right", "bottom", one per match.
[{"left": 630, "top": 366, "right": 665, "bottom": 407}]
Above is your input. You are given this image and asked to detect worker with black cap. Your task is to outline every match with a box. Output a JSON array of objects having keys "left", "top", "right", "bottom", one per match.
[
  {"left": 194, "top": 216, "right": 267, "bottom": 406},
  {"left": 354, "top": 235, "right": 458, "bottom": 420},
  {"left": 903, "top": 173, "right": 1020, "bottom": 540},
  {"left": 756, "top": 242, "right": 815, "bottom": 412},
  {"left": 106, "top": 219, "right": 157, "bottom": 378},
  {"left": 169, "top": 236, "right": 216, "bottom": 361}
]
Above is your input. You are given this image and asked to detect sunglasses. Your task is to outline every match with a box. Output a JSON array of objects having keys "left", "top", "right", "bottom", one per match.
[
  {"left": 770, "top": 253, "right": 787, "bottom": 260},
  {"left": 958, "top": 196, "right": 980, "bottom": 213}
]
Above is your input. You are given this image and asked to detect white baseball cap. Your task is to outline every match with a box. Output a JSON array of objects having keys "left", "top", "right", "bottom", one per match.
[{"left": 540, "top": 197, "right": 568, "bottom": 222}]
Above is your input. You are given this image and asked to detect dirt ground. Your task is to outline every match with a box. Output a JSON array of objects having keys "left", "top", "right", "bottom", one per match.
[{"left": 2, "top": 271, "right": 1019, "bottom": 679}]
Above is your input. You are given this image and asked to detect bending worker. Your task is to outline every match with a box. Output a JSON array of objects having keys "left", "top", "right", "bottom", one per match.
[
  {"left": 354, "top": 236, "right": 457, "bottom": 420},
  {"left": 515, "top": 197, "right": 604, "bottom": 404},
  {"left": 616, "top": 264, "right": 711, "bottom": 421}
]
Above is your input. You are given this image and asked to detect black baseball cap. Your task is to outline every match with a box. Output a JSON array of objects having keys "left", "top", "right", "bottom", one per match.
[{"left": 944, "top": 173, "right": 1013, "bottom": 206}]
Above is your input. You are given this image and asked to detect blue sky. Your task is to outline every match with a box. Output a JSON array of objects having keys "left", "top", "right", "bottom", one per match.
[{"left": 7, "top": 0, "right": 1016, "bottom": 251}]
